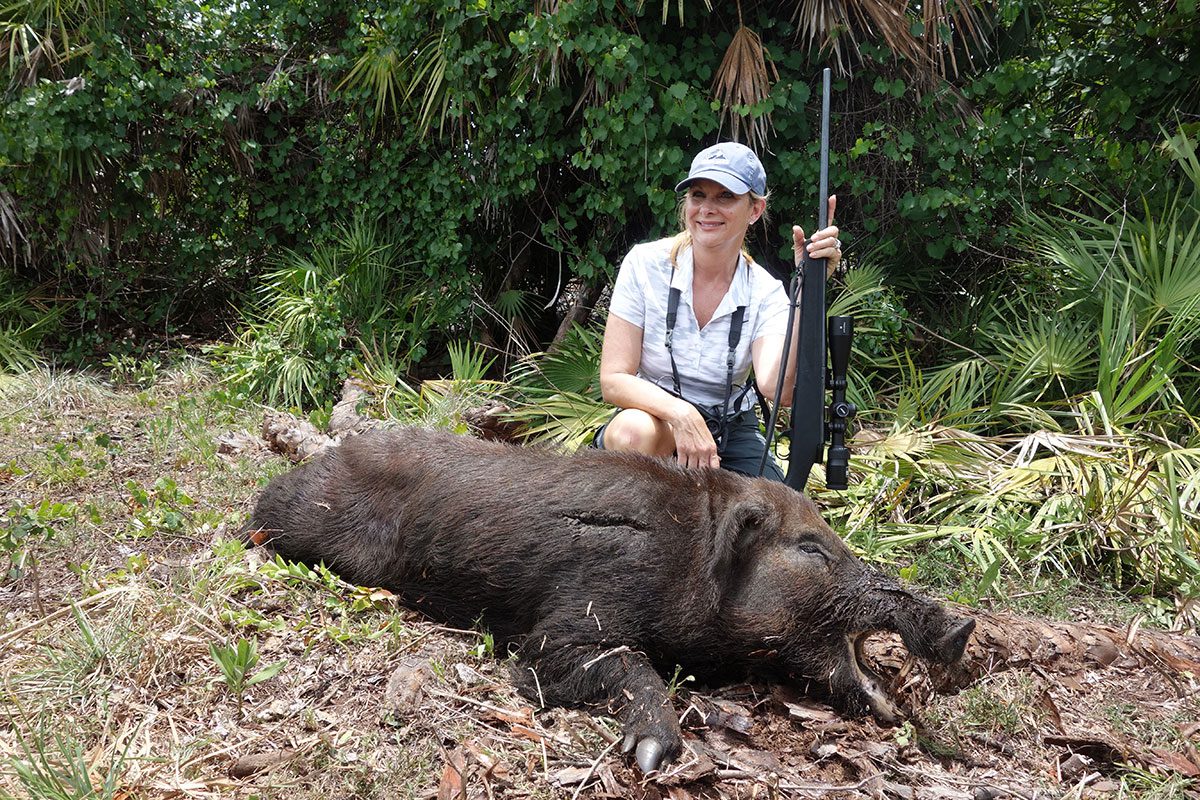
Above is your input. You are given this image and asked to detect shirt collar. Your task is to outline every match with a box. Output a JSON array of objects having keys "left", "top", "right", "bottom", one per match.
[{"left": 670, "top": 246, "right": 751, "bottom": 318}]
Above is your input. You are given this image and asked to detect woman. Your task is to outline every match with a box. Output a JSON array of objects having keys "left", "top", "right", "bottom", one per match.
[{"left": 594, "top": 142, "right": 842, "bottom": 480}]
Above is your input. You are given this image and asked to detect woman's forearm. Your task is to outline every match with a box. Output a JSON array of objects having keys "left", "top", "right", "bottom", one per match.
[
  {"left": 777, "top": 309, "right": 802, "bottom": 406},
  {"left": 600, "top": 372, "right": 694, "bottom": 426}
]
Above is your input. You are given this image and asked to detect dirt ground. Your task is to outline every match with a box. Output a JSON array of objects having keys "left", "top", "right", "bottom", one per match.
[{"left": 1, "top": 367, "right": 1198, "bottom": 799}]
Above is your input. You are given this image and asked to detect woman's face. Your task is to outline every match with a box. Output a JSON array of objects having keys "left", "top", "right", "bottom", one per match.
[{"left": 683, "top": 178, "right": 765, "bottom": 251}]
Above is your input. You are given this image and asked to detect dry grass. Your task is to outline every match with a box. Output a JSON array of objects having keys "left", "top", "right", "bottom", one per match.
[{"left": 1, "top": 365, "right": 1197, "bottom": 798}]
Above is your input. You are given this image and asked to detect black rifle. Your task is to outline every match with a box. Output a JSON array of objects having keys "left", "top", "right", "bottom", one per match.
[{"left": 759, "top": 68, "right": 856, "bottom": 492}]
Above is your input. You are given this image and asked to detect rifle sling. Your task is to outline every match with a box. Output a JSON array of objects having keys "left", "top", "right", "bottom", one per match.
[{"left": 665, "top": 286, "right": 750, "bottom": 440}]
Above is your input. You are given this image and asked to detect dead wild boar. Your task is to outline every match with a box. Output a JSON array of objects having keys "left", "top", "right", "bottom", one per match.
[{"left": 244, "top": 427, "right": 974, "bottom": 772}]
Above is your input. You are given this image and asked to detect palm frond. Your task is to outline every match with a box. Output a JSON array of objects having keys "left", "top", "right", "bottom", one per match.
[
  {"left": 826, "top": 261, "right": 889, "bottom": 318},
  {"left": 789, "top": 0, "right": 992, "bottom": 83},
  {"left": 402, "top": 28, "right": 451, "bottom": 138},
  {"left": 1163, "top": 124, "right": 1200, "bottom": 197},
  {"left": 985, "top": 300, "right": 1095, "bottom": 405},
  {"left": 447, "top": 340, "right": 497, "bottom": 383},
  {"left": 835, "top": 417, "right": 1200, "bottom": 593},
  {"left": 503, "top": 323, "right": 607, "bottom": 449},
  {"left": 711, "top": 25, "right": 778, "bottom": 151},
  {"left": 337, "top": 24, "right": 402, "bottom": 121},
  {"left": 632, "top": 0, "right": 714, "bottom": 25},
  {"left": 505, "top": 390, "right": 610, "bottom": 451},
  {"left": 1135, "top": 199, "right": 1200, "bottom": 333},
  {"left": 0, "top": 0, "right": 107, "bottom": 81},
  {"left": 0, "top": 324, "right": 40, "bottom": 372},
  {"left": 1090, "top": 285, "right": 1185, "bottom": 429},
  {"left": 352, "top": 336, "right": 415, "bottom": 412},
  {"left": 494, "top": 288, "right": 533, "bottom": 321},
  {"left": 1027, "top": 144, "right": 1200, "bottom": 338},
  {"left": 273, "top": 352, "right": 321, "bottom": 409},
  {"left": 891, "top": 351, "right": 996, "bottom": 428},
  {"left": 509, "top": 323, "right": 603, "bottom": 398}
]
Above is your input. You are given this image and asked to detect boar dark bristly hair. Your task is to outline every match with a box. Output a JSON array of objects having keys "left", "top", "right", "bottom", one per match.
[{"left": 244, "top": 427, "right": 974, "bottom": 773}]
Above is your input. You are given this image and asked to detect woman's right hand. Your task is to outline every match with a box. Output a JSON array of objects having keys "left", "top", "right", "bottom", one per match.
[{"left": 668, "top": 400, "right": 720, "bottom": 470}]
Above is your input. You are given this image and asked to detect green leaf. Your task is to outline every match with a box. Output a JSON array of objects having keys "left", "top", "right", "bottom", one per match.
[
  {"left": 246, "top": 660, "right": 287, "bottom": 687},
  {"left": 975, "top": 557, "right": 1003, "bottom": 600}
]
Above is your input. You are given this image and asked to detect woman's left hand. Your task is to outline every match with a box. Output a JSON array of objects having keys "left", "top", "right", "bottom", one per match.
[{"left": 792, "top": 195, "right": 842, "bottom": 276}]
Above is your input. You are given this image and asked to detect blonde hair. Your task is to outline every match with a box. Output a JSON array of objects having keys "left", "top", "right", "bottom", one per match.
[{"left": 669, "top": 190, "right": 769, "bottom": 268}]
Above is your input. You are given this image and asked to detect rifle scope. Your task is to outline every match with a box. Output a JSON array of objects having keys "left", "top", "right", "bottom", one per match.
[{"left": 824, "top": 316, "right": 856, "bottom": 490}]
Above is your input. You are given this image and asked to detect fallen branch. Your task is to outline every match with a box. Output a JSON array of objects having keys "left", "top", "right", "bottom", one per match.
[{"left": 925, "top": 607, "right": 1200, "bottom": 692}]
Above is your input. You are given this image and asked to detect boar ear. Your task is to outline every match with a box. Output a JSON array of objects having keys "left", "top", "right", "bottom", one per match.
[{"left": 709, "top": 498, "right": 774, "bottom": 586}]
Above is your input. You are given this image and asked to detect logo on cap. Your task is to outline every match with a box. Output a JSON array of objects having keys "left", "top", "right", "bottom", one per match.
[{"left": 675, "top": 142, "right": 767, "bottom": 196}]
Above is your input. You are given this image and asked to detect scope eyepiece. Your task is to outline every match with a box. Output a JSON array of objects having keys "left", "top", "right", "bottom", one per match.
[{"left": 826, "top": 444, "right": 851, "bottom": 490}]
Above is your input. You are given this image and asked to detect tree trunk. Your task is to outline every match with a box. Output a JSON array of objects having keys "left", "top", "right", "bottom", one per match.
[{"left": 552, "top": 280, "right": 604, "bottom": 346}]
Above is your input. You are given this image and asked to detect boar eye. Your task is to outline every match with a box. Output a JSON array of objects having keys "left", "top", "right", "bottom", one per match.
[{"left": 793, "top": 540, "right": 830, "bottom": 561}]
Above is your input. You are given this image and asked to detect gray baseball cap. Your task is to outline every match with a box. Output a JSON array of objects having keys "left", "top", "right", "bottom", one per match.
[{"left": 674, "top": 142, "right": 767, "bottom": 196}]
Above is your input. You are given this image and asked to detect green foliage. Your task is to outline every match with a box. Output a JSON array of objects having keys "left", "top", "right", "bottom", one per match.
[
  {"left": 0, "top": 272, "right": 55, "bottom": 373},
  {"left": 124, "top": 476, "right": 192, "bottom": 537},
  {"left": 6, "top": 729, "right": 130, "bottom": 800},
  {"left": 0, "top": 328, "right": 38, "bottom": 374},
  {"left": 827, "top": 262, "right": 908, "bottom": 364},
  {"left": 4, "top": 0, "right": 1194, "bottom": 369},
  {"left": 840, "top": 128, "right": 1200, "bottom": 436},
  {"left": 208, "top": 637, "right": 286, "bottom": 714},
  {"left": 503, "top": 322, "right": 609, "bottom": 449},
  {"left": 35, "top": 443, "right": 89, "bottom": 485},
  {"left": 943, "top": 674, "right": 1041, "bottom": 737},
  {"left": 666, "top": 664, "right": 695, "bottom": 697},
  {"left": 470, "top": 629, "right": 495, "bottom": 660},
  {"left": 257, "top": 553, "right": 398, "bottom": 615},
  {"left": 822, "top": 137, "right": 1200, "bottom": 598},
  {"left": 353, "top": 339, "right": 505, "bottom": 430},
  {"left": 1019, "top": 127, "right": 1200, "bottom": 429},
  {"left": 103, "top": 353, "right": 158, "bottom": 389},
  {"left": 212, "top": 214, "right": 465, "bottom": 408},
  {"left": 1, "top": 499, "right": 74, "bottom": 582},
  {"left": 1112, "top": 770, "right": 1195, "bottom": 800}
]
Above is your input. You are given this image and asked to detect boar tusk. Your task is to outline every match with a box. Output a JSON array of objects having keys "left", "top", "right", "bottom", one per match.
[
  {"left": 850, "top": 632, "right": 900, "bottom": 726},
  {"left": 635, "top": 737, "right": 664, "bottom": 773}
]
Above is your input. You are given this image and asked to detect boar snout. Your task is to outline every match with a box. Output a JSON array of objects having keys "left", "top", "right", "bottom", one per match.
[
  {"left": 893, "top": 604, "right": 975, "bottom": 665},
  {"left": 934, "top": 616, "right": 975, "bottom": 663},
  {"left": 854, "top": 573, "right": 974, "bottom": 666}
]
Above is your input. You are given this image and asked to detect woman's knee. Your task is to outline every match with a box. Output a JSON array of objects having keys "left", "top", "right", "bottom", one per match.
[{"left": 603, "top": 410, "right": 673, "bottom": 457}]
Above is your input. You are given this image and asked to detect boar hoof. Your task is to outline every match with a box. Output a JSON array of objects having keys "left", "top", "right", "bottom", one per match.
[
  {"left": 621, "top": 732, "right": 667, "bottom": 773},
  {"left": 937, "top": 618, "right": 976, "bottom": 663},
  {"left": 635, "top": 737, "right": 665, "bottom": 773}
]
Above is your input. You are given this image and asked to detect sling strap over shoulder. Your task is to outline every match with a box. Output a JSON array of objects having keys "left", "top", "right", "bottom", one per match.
[{"left": 664, "top": 286, "right": 749, "bottom": 431}]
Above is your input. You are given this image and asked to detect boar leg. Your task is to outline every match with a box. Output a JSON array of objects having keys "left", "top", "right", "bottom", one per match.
[{"left": 513, "top": 616, "right": 681, "bottom": 772}]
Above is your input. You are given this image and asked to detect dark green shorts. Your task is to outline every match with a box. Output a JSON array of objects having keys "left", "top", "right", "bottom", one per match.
[{"left": 592, "top": 408, "right": 785, "bottom": 482}]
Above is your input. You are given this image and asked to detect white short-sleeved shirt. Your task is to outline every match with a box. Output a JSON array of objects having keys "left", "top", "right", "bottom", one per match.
[{"left": 608, "top": 237, "right": 791, "bottom": 414}]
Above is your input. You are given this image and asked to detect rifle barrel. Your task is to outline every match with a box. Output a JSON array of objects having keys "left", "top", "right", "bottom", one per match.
[{"left": 784, "top": 68, "right": 832, "bottom": 492}]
